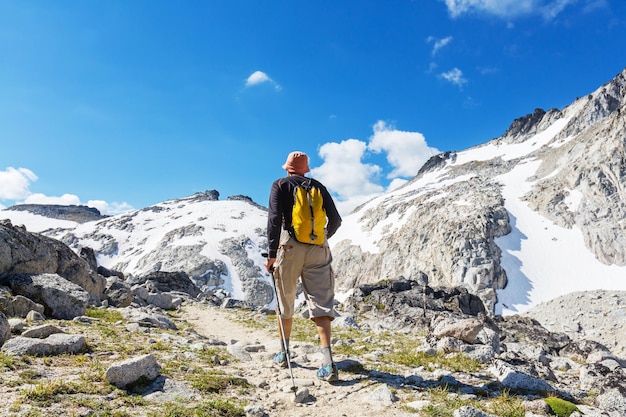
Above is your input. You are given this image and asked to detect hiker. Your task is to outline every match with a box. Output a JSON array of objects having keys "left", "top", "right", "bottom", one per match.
[{"left": 265, "top": 151, "right": 342, "bottom": 382}]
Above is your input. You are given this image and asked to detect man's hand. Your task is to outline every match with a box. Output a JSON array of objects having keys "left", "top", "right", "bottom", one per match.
[{"left": 264, "top": 257, "right": 276, "bottom": 273}]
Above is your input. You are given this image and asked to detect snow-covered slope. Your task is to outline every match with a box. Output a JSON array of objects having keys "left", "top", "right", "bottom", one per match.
[
  {"left": 2, "top": 192, "right": 275, "bottom": 306},
  {"left": 4, "top": 69, "right": 626, "bottom": 316},
  {"left": 331, "top": 68, "right": 626, "bottom": 315}
]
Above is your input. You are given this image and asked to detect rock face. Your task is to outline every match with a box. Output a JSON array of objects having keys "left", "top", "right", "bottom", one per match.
[
  {"left": 331, "top": 68, "right": 626, "bottom": 312},
  {"left": 0, "top": 221, "right": 106, "bottom": 301},
  {"left": 3, "top": 273, "right": 89, "bottom": 319}
]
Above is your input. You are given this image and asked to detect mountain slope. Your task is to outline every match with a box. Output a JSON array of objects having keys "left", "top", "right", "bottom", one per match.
[
  {"left": 4, "top": 191, "right": 274, "bottom": 307},
  {"left": 331, "top": 68, "right": 626, "bottom": 315},
  {"left": 3, "top": 69, "right": 626, "bottom": 316}
]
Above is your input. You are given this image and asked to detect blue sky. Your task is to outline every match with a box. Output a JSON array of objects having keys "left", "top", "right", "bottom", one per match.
[{"left": 1, "top": 0, "right": 625, "bottom": 216}]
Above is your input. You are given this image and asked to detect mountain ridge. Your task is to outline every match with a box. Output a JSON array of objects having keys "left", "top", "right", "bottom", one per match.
[{"left": 2, "top": 68, "right": 626, "bottom": 317}]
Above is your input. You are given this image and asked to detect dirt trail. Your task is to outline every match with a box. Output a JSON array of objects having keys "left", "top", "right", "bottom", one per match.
[{"left": 182, "top": 304, "right": 416, "bottom": 417}]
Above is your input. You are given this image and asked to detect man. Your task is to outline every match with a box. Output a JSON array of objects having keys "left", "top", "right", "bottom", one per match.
[{"left": 265, "top": 151, "right": 342, "bottom": 382}]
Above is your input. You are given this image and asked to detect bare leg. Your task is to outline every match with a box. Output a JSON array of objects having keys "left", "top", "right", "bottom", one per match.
[
  {"left": 313, "top": 316, "right": 332, "bottom": 347},
  {"left": 277, "top": 312, "right": 293, "bottom": 348}
]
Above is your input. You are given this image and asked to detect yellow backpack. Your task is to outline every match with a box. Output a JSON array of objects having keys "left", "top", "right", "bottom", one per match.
[{"left": 291, "top": 179, "right": 326, "bottom": 245}]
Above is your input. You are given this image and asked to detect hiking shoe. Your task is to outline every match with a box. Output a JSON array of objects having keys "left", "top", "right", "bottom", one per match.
[
  {"left": 272, "top": 351, "right": 288, "bottom": 368},
  {"left": 317, "top": 363, "right": 339, "bottom": 382}
]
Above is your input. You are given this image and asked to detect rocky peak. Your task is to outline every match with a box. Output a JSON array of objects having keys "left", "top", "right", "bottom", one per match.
[{"left": 6, "top": 204, "right": 107, "bottom": 223}]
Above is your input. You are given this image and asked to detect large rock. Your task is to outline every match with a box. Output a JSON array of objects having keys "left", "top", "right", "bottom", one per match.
[
  {"left": 138, "top": 271, "right": 200, "bottom": 298},
  {"left": 2, "top": 273, "right": 89, "bottom": 319},
  {"left": 1, "top": 333, "right": 86, "bottom": 356},
  {"left": 104, "top": 276, "right": 133, "bottom": 308},
  {"left": 105, "top": 354, "right": 161, "bottom": 389},
  {"left": 432, "top": 316, "right": 483, "bottom": 343},
  {"left": 0, "top": 312, "right": 10, "bottom": 346},
  {"left": 0, "top": 222, "right": 106, "bottom": 300},
  {"left": 0, "top": 287, "right": 45, "bottom": 318}
]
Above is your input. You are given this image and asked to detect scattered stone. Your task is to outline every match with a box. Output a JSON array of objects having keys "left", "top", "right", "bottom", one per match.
[
  {"left": 0, "top": 312, "right": 10, "bottom": 345},
  {"left": 453, "top": 406, "right": 499, "bottom": 417},
  {"left": 488, "top": 359, "right": 556, "bottom": 394},
  {"left": 8, "top": 318, "right": 24, "bottom": 334},
  {"left": 366, "top": 383, "right": 397, "bottom": 405},
  {"left": 294, "top": 387, "right": 309, "bottom": 403},
  {"left": 21, "top": 324, "right": 63, "bottom": 339},
  {"left": 0, "top": 293, "right": 45, "bottom": 318},
  {"left": 105, "top": 353, "right": 161, "bottom": 389},
  {"left": 104, "top": 276, "right": 133, "bottom": 308},
  {"left": 1, "top": 333, "right": 86, "bottom": 356},
  {"left": 244, "top": 404, "right": 266, "bottom": 417},
  {"left": 26, "top": 310, "right": 45, "bottom": 322},
  {"left": 142, "top": 376, "right": 201, "bottom": 402}
]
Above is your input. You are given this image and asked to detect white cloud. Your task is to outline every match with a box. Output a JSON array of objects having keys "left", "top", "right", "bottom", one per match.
[
  {"left": 312, "top": 123, "right": 440, "bottom": 215},
  {"left": 0, "top": 166, "right": 133, "bottom": 216},
  {"left": 311, "top": 139, "right": 384, "bottom": 201},
  {"left": 440, "top": 67, "right": 468, "bottom": 87},
  {"left": 245, "top": 70, "right": 281, "bottom": 90},
  {"left": 427, "top": 35, "right": 453, "bottom": 55},
  {"left": 0, "top": 167, "right": 38, "bottom": 199},
  {"left": 368, "top": 121, "right": 440, "bottom": 178},
  {"left": 23, "top": 193, "right": 81, "bottom": 206},
  {"left": 441, "top": 0, "right": 577, "bottom": 20}
]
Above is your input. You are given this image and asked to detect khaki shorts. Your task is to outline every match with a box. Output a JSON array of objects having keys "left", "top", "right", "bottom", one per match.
[{"left": 274, "top": 230, "right": 337, "bottom": 320}]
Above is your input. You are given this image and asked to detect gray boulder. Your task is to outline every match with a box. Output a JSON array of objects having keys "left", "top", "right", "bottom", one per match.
[
  {"left": 0, "top": 222, "right": 106, "bottom": 300},
  {"left": 139, "top": 271, "right": 200, "bottom": 298},
  {"left": 104, "top": 276, "right": 133, "bottom": 308},
  {"left": 488, "top": 359, "right": 556, "bottom": 394},
  {"left": 3, "top": 273, "right": 89, "bottom": 319},
  {"left": 1, "top": 333, "right": 86, "bottom": 356},
  {"left": 0, "top": 286, "right": 45, "bottom": 318},
  {"left": 105, "top": 353, "right": 161, "bottom": 389},
  {"left": 146, "top": 292, "right": 173, "bottom": 310},
  {"left": 432, "top": 316, "right": 483, "bottom": 343},
  {"left": 0, "top": 312, "right": 10, "bottom": 346},
  {"left": 21, "top": 324, "right": 63, "bottom": 339}
]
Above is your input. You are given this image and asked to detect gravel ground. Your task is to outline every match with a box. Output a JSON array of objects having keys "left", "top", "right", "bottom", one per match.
[{"left": 523, "top": 289, "right": 626, "bottom": 359}]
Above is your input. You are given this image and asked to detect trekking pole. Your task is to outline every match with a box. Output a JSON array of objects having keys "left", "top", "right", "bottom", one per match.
[{"left": 262, "top": 253, "right": 297, "bottom": 395}]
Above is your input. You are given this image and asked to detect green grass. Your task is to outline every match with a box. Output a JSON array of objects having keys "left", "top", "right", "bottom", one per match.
[
  {"left": 187, "top": 370, "right": 251, "bottom": 394},
  {"left": 0, "top": 351, "right": 29, "bottom": 371},
  {"left": 21, "top": 379, "right": 82, "bottom": 405},
  {"left": 389, "top": 349, "right": 483, "bottom": 373},
  {"left": 86, "top": 307, "right": 124, "bottom": 323},
  {"left": 146, "top": 399, "right": 246, "bottom": 417},
  {"left": 544, "top": 397, "right": 580, "bottom": 416},
  {"left": 420, "top": 386, "right": 526, "bottom": 417}
]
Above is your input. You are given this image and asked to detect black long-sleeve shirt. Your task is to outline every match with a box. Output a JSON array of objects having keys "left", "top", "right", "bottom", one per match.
[{"left": 267, "top": 175, "right": 342, "bottom": 258}]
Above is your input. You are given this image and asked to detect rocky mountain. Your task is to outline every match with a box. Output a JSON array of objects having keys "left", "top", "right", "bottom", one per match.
[
  {"left": 1, "top": 216, "right": 625, "bottom": 415},
  {"left": 2, "top": 69, "right": 626, "bottom": 318},
  {"left": 331, "top": 67, "right": 626, "bottom": 315},
  {"left": 2, "top": 69, "right": 626, "bottom": 417},
  {"left": 5, "top": 204, "right": 108, "bottom": 223},
  {"left": 3, "top": 191, "right": 274, "bottom": 308}
]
